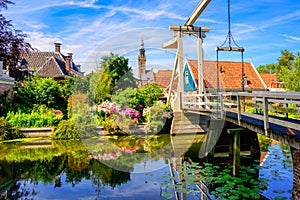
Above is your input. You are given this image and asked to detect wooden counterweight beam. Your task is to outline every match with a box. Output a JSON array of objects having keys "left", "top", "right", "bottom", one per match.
[
  {"left": 216, "top": 46, "right": 244, "bottom": 52},
  {"left": 185, "top": 0, "right": 212, "bottom": 26}
]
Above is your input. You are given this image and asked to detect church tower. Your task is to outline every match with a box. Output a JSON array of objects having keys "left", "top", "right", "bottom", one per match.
[{"left": 138, "top": 39, "right": 146, "bottom": 79}]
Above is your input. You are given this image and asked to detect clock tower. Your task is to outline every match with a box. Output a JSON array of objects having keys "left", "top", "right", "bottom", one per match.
[{"left": 138, "top": 39, "right": 146, "bottom": 79}]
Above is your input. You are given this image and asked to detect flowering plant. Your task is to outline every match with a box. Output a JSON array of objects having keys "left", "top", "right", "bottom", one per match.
[{"left": 96, "top": 101, "right": 141, "bottom": 133}]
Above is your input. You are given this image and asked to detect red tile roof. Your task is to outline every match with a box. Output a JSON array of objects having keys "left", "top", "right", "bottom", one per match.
[
  {"left": 155, "top": 70, "right": 173, "bottom": 88},
  {"left": 260, "top": 73, "right": 282, "bottom": 88},
  {"left": 187, "top": 60, "right": 266, "bottom": 90}
]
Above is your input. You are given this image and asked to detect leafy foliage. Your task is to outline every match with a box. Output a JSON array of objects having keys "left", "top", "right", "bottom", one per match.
[
  {"left": 0, "top": 0, "right": 32, "bottom": 80},
  {"left": 256, "top": 63, "right": 277, "bottom": 74},
  {"left": 277, "top": 56, "right": 300, "bottom": 91},
  {"left": 0, "top": 89, "right": 13, "bottom": 116},
  {"left": 129, "top": 83, "right": 163, "bottom": 113},
  {"left": 51, "top": 119, "right": 79, "bottom": 140},
  {"left": 95, "top": 70, "right": 113, "bottom": 102},
  {"left": 0, "top": 117, "right": 22, "bottom": 140},
  {"left": 12, "top": 76, "right": 72, "bottom": 115},
  {"left": 94, "top": 53, "right": 135, "bottom": 103},
  {"left": 6, "top": 105, "right": 63, "bottom": 128},
  {"left": 257, "top": 49, "right": 300, "bottom": 91},
  {"left": 143, "top": 101, "right": 172, "bottom": 133}
]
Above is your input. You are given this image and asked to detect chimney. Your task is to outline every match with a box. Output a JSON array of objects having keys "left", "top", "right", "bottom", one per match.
[
  {"left": 54, "top": 42, "right": 62, "bottom": 53},
  {"left": 65, "top": 55, "right": 71, "bottom": 75},
  {"left": 67, "top": 53, "right": 73, "bottom": 59}
]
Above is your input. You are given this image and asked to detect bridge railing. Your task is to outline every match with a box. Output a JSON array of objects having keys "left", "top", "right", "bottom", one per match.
[{"left": 182, "top": 91, "right": 300, "bottom": 134}]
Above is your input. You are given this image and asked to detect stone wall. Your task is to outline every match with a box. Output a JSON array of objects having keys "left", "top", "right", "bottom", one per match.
[
  {"left": 291, "top": 148, "right": 300, "bottom": 199},
  {"left": 0, "top": 81, "right": 14, "bottom": 98}
]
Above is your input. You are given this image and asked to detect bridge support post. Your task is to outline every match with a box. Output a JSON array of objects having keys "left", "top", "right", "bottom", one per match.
[
  {"left": 228, "top": 128, "right": 245, "bottom": 176},
  {"left": 291, "top": 147, "right": 300, "bottom": 199},
  {"left": 237, "top": 95, "right": 241, "bottom": 125},
  {"left": 284, "top": 98, "right": 289, "bottom": 118},
  {"left": 263, "top": 97, "right": 269, "bottom": 136}
]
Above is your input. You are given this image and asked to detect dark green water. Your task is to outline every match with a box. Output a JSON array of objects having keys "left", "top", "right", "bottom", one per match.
[{"left": 0, "top": 134, "right": 294, "bottom": 199}]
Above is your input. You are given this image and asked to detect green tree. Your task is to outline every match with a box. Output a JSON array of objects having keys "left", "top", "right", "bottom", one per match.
[
  {"left": 94, "top": 53, "right": 135, "bottom": 103},
  {"left": 0, "top": 0, "right": 31, "bottom": 80},
  {"left": 277, "top": 49, "right": 295, "bottom": 73},
  {"left": 13, "top": 76, "right": 65, "bottom": 113},
  {"left": 256, "top": 63, "right": 277, "bottom": 74},
  {"left": 278, "top": 57, "right": 300, "bottom": 91},
  {"left": 95, "top": 70, "right": 113, "bottom": 103}
]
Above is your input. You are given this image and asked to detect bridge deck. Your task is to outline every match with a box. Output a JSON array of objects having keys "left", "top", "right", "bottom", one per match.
[{"left": 180, "top": 91, "right": 300, "bottom": 148}]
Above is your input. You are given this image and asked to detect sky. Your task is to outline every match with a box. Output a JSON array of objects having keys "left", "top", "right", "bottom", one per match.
[{"left": 2, "top": 0, "right": 300, "bottom": 74}]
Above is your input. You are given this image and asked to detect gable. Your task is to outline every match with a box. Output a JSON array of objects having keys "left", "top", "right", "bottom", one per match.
[
  {"left": 187, "top": 60, "right": 266, "bottom": 90},
  {"left": 37, "top": 57, "right": 65, "bottom": 78},
  {"left": 260, "top": 73, "right": 281, "bottom": 89},
  {"left": 183, "top": 63, "right": 197, "bottom": 91}
]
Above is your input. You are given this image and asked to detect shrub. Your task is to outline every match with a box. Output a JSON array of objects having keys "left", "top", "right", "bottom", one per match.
[
  {"left": 129, "top": 83, "right": 163, "bottom": 113},
  {"left": 143, "top": 101, "right": 172, "bottom": 133},
  {"left": 0, "top": 117, "right": 23, "bottom": 140},
  {"left": 51, "top": 119, "right": 79, "bottom": 140},
  {"left": 6, "top": 105, "right": 63, "bottom": 128}
]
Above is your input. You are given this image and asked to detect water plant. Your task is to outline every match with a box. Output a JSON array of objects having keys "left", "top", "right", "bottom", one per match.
[{"left": 161, "top": 161, "right": 266, "bottom": 200}]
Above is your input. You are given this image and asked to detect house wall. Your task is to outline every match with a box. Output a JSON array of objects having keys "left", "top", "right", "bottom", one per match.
[
  {"left": 183, "top": 64, "right": 197, "bottom": 91},
  {"left": 0, "top": 81, "right": 14, "bottom": 98}
]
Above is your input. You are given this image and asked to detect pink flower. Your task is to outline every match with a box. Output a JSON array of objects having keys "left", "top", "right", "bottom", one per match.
[
  {"left": 134, "top": 111, "right": 140, "bottom": 118},
  {"left": 55, "top": 110, "right": 63, "bottom": 115}
]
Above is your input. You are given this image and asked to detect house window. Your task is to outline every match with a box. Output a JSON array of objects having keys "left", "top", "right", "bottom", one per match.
[{"left": 185, "top": 71, "right": 189, "bottom": 85}]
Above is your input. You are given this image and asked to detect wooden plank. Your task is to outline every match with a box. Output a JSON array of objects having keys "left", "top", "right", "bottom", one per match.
[
  {"left": 184, "top": 0, "right": 211, "bottom": 26},
  {"left": 237, "top": 96, "right": 241, "bottom": 125},
  {"left": 169, "top": 25, "right": 210, "bottom": 33},
  {"left": 235, "top": 111, "right": 300, "bottom": 131},
  {"left": 216, "top": 46, "right": 244, "bottom": 52},
  {"left": 252, "top": 97, "right": 300, "bottom": 105}
]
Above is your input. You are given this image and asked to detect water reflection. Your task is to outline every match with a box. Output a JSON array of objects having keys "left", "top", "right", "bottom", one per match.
[{"left": 0, "top": 133, "right": 295, "bottom": 200}]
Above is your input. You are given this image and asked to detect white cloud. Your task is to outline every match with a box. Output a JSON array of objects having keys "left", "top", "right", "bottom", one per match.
[
  {"left": 24, "top": 31, "right": 62, "bottom": 51},
  {"left": 281, "top": 34, "right": 300, "bottom": 42}
]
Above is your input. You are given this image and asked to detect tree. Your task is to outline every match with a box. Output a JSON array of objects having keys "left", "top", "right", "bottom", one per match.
[
  {"left": 94, "top": 53, "right": 136, "bottom": 103},
  {"left": 95, "top": 70, "right": 113, "bottom": 103},
  {"left": 276, "top": 49, "right": 295, "bottom": 73},
  {"left": 13, "top": 76, "right": 65, "bottom": 113},
  {"left": 278, "top": 57, "right": 300, "bottom": 91},
  {"left": 0, "top": 0, "right": 31, "bottom": 80},
  {"left": 256, "top": 63, "right": 277, "bottom": 74}
]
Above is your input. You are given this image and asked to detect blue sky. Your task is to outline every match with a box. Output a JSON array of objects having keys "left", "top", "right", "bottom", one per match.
[{"left": 3, "top": 0, "right": 300, "bottom": 74}]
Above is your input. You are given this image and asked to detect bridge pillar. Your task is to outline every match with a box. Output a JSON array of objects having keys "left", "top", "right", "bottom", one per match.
[
  {"left": 227, "top": 128, "right": 246, "bottom": 176},
  {"left": 291, "top": 148, "right": 300, "bottom": 199}
]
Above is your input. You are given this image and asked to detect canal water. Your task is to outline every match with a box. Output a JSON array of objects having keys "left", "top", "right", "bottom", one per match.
[{"left": 0, "top": 133, "right": 294, "bottom": 200}]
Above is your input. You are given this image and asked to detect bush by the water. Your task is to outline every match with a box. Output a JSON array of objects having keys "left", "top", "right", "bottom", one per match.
[
  {"left": 0, "top": 117, "right": 23, "bottom": 140},
  {"left": 6, "top": 105, "right": 63, "bottom": 128},
  {"left": 51, "top": 119, "right": 79, "bottom": 139}
]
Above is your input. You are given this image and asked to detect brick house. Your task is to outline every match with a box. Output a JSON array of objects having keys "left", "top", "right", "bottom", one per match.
[
  {"left": 184, "top": 60, "right": 267, "bottom": 92},
  {"left": 0, "top": 61, "right": 14, "bottom": 97},
  {"left": 17, "top": 43, "right": 83, "bottom": 79},
  {"left": 260, "top": 73, "right": 285, "bottom": 91}
]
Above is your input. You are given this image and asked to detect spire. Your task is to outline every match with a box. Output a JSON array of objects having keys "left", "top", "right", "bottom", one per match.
[
  {"left": 139, "top": 39, "right": 145, "bottom": 57},
  {"left": 141, "top": 38, "right": 144, "bottom": 49}
]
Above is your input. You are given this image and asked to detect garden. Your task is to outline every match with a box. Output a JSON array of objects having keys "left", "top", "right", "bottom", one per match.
[{"left": 0, "top": 53, "right": 173, "bottom": 141}]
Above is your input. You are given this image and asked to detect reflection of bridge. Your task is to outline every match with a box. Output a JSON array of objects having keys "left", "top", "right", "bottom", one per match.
[
  {"left": 170, "top": 88, "right": 300, "bottom": 200},
  {"left": 163, "top": 0, "right": 300, "bottom": 198}
]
